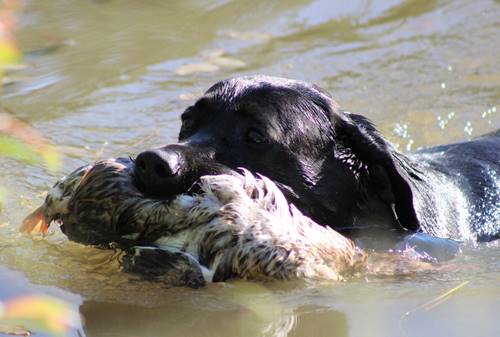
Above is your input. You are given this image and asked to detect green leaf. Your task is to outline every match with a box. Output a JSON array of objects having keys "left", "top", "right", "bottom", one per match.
[{"left": 0, "top": 135, "right": 40, "bottom": 165}]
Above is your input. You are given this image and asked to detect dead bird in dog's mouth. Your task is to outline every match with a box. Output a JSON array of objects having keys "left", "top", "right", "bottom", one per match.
[
  {"left": 22, "top": 157, "right": 438, "bottom": 288},
  {"left": 21, "top": 157, "right": 164, "bottom": 246}
]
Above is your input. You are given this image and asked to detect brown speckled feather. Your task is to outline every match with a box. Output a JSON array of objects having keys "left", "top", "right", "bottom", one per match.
[{"left": 23, "top": 158, "right": 432, "bottom": 287}]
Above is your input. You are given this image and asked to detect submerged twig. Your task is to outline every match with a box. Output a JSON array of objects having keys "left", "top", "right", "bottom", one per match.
[
  {"left": 398, "top": 280, "right": 470, "bottom": 336},
  {"left": 401, "top": 280, "right": 469, "bottom": 319}
]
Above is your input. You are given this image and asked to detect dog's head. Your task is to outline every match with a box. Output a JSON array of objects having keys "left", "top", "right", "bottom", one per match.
[{"left": 134, "top": 75, "right": 420, "bottom": 232}]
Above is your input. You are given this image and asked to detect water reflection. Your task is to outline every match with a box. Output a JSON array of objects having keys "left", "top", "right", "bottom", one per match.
[
  {"left": 80, "top": 300, "right": 348, "bottom": 337},
  {"left": 0, "top": 266, "right": 84, "bottom": 337}
]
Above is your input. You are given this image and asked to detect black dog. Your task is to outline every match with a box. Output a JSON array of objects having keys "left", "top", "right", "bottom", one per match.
[{"left": 134, "top": 75, "right": 500, "bottom": 252}]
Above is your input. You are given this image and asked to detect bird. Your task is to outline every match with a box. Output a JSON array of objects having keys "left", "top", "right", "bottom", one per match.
[{"left": 21, "top": 157, "right": 433, "bottom": 288}]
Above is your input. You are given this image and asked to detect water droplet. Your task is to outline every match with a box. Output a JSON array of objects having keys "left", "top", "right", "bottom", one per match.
[
  {"left": 441, "top": 83, "right": 446, "bottom": 89},
  {"left": 406, "top": 139, "right": 414, "bottom": 152},
  {"left": 447, "top": 65, "right": 453, "bottom": 71},
  {"left": 464, "top": 121, "right": 473, "bottom": 136}
]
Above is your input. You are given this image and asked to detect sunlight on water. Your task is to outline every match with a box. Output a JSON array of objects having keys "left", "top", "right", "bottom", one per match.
[{"left": 0, "top": 0, "right": 499, "bottom": 336}]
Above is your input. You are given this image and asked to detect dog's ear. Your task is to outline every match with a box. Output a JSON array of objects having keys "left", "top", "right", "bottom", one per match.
[{"left": 333, "top": 112, "right": 421, "bottom": 231}]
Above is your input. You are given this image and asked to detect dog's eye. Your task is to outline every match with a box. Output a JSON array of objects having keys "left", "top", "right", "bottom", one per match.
[{"left": 246, "top": 129, "right": 267, "bottom": 145}]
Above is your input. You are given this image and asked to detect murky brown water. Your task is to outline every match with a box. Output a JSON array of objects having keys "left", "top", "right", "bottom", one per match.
[{"left": 1, "top": 0, "right": 499, "bottom": 336}]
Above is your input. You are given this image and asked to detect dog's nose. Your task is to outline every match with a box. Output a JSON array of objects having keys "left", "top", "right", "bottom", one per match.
[
  {"left": 136, "top": 149, "right": 180, "bottom": 178},
  {"left": 134, "top": 149, "right": 182, "bottom": 196}
]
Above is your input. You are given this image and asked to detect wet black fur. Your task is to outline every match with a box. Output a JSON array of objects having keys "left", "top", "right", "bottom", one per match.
[{"left": 135, "top": 75, "right": 500, "bottom": 243}]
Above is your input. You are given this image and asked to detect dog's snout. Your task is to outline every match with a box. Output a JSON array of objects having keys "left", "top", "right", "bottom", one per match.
[
  {"left": 136, "top": 150, "right": 180, "bottom": 178},
  {"left": 134, "top": 149, "right": 183, "bottom": 196},
  {"left": 133, "top": 143, "right": 228, "bottom": 198}
]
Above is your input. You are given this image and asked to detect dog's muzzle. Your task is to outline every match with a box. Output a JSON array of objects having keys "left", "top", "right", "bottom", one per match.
[{"left": 134, "top": 147, "right": 186, "bottom": 198}]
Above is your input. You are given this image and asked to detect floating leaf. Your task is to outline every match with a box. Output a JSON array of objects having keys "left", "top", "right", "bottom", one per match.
[
  {"left": 0, "top": 187, "right": 6, "bottom": 212},
  {"left": 209, "top": 56, "right": 246, "bottom": 69},
  {"left": 0, "top": 40, "right": 21, "bottom": 66},
  {"left": 175, "top": 49, "right": 246, "bottom": 76},
  {"left": 0, "top": 295, "right": 81, "bottom": 336},
  {"left": 0, "top": 135, "right": 40, "bottom": 165},
  {"left": 223, "top": 30, "right": 272, "bottom": 42},
  {"left": 0, "top": 1, "right": 23, "bottom": 89},
  {"left": 0, "top": 111, "right": 61, "bottom": 172},
  {"left": 175, "top": 62, "right": 219, "bottom": 76}
]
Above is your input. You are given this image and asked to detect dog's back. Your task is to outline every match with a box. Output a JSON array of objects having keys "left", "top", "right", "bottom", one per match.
[{"left": 410, "top": 131, "right": 500, "bottom": 241}]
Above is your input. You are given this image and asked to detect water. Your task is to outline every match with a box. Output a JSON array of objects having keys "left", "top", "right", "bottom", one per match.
[{"left": 1, "top": 0, "right": 499, "bottom": 336}]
